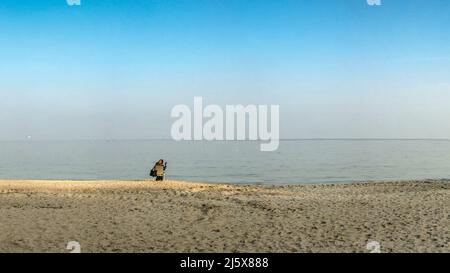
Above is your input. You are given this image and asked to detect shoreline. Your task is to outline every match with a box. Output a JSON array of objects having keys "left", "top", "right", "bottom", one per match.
[
  {"left": 1, "top": 177, "right": 449, "bottom": 186},
  {"left": 0, "top": 179, "right": 449, "bottom": 253}
]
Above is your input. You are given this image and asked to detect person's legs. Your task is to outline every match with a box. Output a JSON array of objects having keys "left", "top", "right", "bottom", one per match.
[{"left": 156, "top": 176, "right": 164, "bottom": 181}]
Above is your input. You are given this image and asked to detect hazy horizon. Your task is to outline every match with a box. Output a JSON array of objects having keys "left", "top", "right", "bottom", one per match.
[
  {"left": 1, "top": 0, "right": 450, "bottom": 141},
  {"left": 1, "top": 138, "right": 450, "bottom": 142}
]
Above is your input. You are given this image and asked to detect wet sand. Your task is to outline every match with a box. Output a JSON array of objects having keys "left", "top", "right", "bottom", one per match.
[{"left": 0, "top": 179, "right": 448, "bottom": 253}]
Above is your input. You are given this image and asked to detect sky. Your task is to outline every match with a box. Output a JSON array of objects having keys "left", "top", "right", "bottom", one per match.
[{"left": 0, "top": 0, "right": 449, "bottom": 140}]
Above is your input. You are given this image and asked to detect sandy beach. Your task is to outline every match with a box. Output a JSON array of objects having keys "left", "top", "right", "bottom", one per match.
[{"left": 0, "top": 179, "right": 448, "bottom": 253}]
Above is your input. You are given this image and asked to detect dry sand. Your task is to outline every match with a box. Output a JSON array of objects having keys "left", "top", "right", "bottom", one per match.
[{"left": 0, "top": 179, "right": 448, "bottom": 253}]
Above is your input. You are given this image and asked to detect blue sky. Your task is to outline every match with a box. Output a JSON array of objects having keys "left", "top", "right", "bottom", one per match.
[{"left": 0, "top": 0, "right": 449, "bottom": 140}]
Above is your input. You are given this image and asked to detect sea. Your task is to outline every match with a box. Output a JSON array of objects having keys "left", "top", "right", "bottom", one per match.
[{"left": 0, "top": 139, "right": 449, "bottom": 184}]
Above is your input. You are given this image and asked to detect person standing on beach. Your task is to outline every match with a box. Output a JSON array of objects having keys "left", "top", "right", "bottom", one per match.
[{"left": 151, "top": 159, "right": 167, "bottom": 181}]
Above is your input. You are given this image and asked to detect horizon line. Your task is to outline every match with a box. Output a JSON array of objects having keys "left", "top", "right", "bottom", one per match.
[{"left": 0, "top": 138, "right": 449, "bottom": 142}]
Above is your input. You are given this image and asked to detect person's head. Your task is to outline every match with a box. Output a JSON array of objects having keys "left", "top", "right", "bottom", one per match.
[{"left": 158, "top": 159, "right": 164, "bottom": 164}]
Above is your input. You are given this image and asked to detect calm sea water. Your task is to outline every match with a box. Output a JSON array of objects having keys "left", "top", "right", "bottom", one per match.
[{"left": 0, "top": 140, "right": 449, "bottom": 184}]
